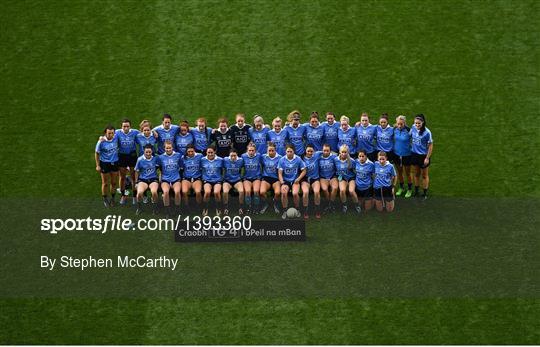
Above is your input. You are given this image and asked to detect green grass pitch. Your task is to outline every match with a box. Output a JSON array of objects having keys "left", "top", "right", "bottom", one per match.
[{"left": 1, "top": 0, "right": 539, "bottom": 344}]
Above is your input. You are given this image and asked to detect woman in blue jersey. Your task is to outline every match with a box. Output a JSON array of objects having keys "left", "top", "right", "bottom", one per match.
[
  {"left": 115, "top": 119, "right": 139, "bottom": 205},
  {"left": 134, "top": 144, "right": 160, "bottom": 215},
  {"left": 267, "top": 117, "right": 288, "bottom": 156},
  {"left": 334, "top": 145, "right": 356, "bottom": 213},
  {"left": 136, "top": 121, "right": 157, "bottom": 156},
  {"left": 355, "top": 113, "right": 378, "bottom": 162},
  {"left": 322, "top": 112, "right": 340, "bottom": 153},
  {"left": 201, "top": 146, "right": 224, "bottom": 216},
  {"left": 285, "top": 110, "right": 307, "bottom": 156},
  {"left": 337, "top": 115, "right": 356, "bottom": 158},
  {"left": 95, "top": 125, "right": 119, "bottom": 207},
  {"left": 174, "top": 121, "right": 194, "bottom": 156},
  {"left": 190, "top": 117, "right": 213, "bottom": 154},
  {"left": 278, "top": 144, "right": 306, "bottom": 219},
  {"left": 181, "top": 145, "right": 204, "bottom": 213},
  {"left": 301, "top": 144, "right": 322, "bottom": 219},
  {"left": 373, "top": 151, "right": 397, "bottom": 212},
  {"left": 352, "top": 150, "right": 375, "bottom": 212},
  {"left": 259, "top": 142, "right": 282, "bottom": 215},
  {"left": 318, "top": 143, "right": 338, "bottom": 211},
  {"left": 249, "top": 115, "right": 270, "bottom": 154},
  {"left": 304, "top": 112, "right": 325, "bottom": 152},
  {"left": 152, "top": 114, "right": 180, "bottom": 155},
  {"left": 410, "top": 114, "right": 434, "bottom": 199},
  {"left": 376, "top": 113, "right": 394, "bottom": 162},
  {"left": 222, "top": 148, "right": 245, "bottom": 216},
  {"left": 393, "top": 115, "right": 413, "bottom": 198},
  {"left": 241, "top": 143, "right": 262, "bottom": 214},
  {"left": 158, "top": 141, "right": 183, "bottom": 216}
]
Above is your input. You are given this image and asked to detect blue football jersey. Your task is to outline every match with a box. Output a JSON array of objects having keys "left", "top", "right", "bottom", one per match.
[
  {"left": 376, "top": 125, "right": 394, "bottom": 153},
  {"left": 305, "top": 124, "right": 325, "bottom": 151},
  {"left": 334, "top": 156, "right": 355, "bottom": 180},
  {"left": 249, "top": 127, "right": 270, "bottom": 154},
  {"left": 373, "top": 161, "right": 396, "bottom": 188},
  {"left": 410, "top": 127, "right": 433, "bottom": 155},
  {"left": 135, "top": 133, "right": 157, "bottom": 156},
  {"left": 241, "top": 153, "right": 262, "bottom": 180},
  {"left": 393, "top": 127, "right": 412, "bottom": 156},
  {"left": 278, "top": 155, "right": 306, "bottom": 183},
  {"left": 135, "top": 155, "right": 159, "bottom": 180},
  {"left": 181, "top": 153, "right": 203, "bottom": 179},
  {"left": 201, "top": 156, "right": 223, "bottom": 183},
  {"left": 153, "top": 125, "right": 180, "bottom": 154},
  {"left": 174, "top": 132, "right": 194, "bottom": 156},
  {"left": 261, "top": 153, "right": 281, "bottom": 179},
  {"left": 284, "top": 124, "right": 307, "bottom": 155},
  {"left": 321, "top": 121, "right": 340, "bottom": 152},
  {"left": 354, "top": 159, "right": 375, "bottom": 190},
  {"left": 115, "top": 129, "right": 139, "bottom": 154},
  {"left": 190, "top": 127, "right": 213, "bottom": 152},
  {"left": 158, "top": 152, "right": 183, "bottom": 182},
  {"left": 223, "top": 157, "right": 244, "bottom": 182},
  {"left": 303, "top": 151, "right": 322, "bottom": 179},
  {"left": 338, "top": 127, "right": 357, "bottom": 154},
  {"left": 318, "top": 153, "right": 336, "bottom": 179},
  {"left": 267, "top": 129, "right": 288, "bottom": 156},
  {"left": 355, "top": 124, "right": 377, "bottom": 153},
  {"left": 95, "top": 137, "right": 119, "bottom": 163}
]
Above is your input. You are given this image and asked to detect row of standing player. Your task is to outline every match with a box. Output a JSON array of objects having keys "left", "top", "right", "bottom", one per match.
[{"left": 95, "top": 111, "right": 434, "bottom": 218}]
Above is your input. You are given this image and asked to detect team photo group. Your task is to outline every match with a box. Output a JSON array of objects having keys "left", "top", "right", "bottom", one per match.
[{"left": 95, "top": 110, "right": 434, "bottom": 219}]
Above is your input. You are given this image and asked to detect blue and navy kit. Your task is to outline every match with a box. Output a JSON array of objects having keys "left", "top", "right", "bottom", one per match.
[
  {"left": 321, "top": 121, "right": 340, "bottom": 152},
  {"left": 373, "top": 161, "right": 396, "bottom": 188},
  {"left": 201, "top": 156, "right": 223, "bottom": 183},
  {"left": 284, "top": 124, "right": 307, "bottom": 156},
  {"left": 334, "top": 156, "right": 355, "bottom": 181},
  {"left": 318, "top": 153, "right": 336, "bottom": 179},
  {"left": 278, "top": 155, "right": 306, "bottom": 183},
  {"left": 376, "top": 125, "right": 394, "bottom": 153},
  {"left": 303, "top": 151, "right": 322, "bottom": 180},
  {"left": 393, "top": 127, "right": 412, "bottom": 157},
  {"left": 249, "top": 127, "right": 270, "bottom": 154},
  {"left": 135, "top": 133, "right": 157, "bottom": 156},
  {"left": 305, "top": 124, "right": 325, "bottom": 151},
  {"left": 158, "top": 152, "right": 183, "bottom": 183},
  {"left": 190, "top": 127, "right": 213, "bottom": 153},
  {"left": 174, "top": 132, "right": 194, "bottom": 156},
  {"left": 95, "top": 137, "right": 119, "bottom": 163},
  {"left": 181, "top": 152, "right": 203, "bottom": 180},
  {"left": 115, "top": 129, "right": 139, "bottom": 154},
  {"left": 223, "top": 157, "right": 244, "bottom": 183},
  {"left": 153, "top": 125, "right": 180, "bottom": 154},
  {"left": 241, "top": 153, "right": 262, "bottom": 180},
  {"left": 135, "top": 155, "right": 159, "bottom": 180},
  {"left": 354, "top": 159, "right": 375, "bottom": 190},
  {"left": 338, "top": 127, "right": 357, "bottom": 154},
  {"left": 267, "top": 129, "right": 288, "bottom": 156},
  {"left": 410, "top": 127, "right": 433, "bottom": 155},
  {"left": 355, "top": 124, "right": 377, "bottom": 154},
  {"left": 261, "top": 154, "right": 281, "bottom": 179}
]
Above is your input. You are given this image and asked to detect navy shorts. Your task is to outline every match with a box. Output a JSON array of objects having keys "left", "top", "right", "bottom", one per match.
[
  {"left": 411, "top": 153, "right": 431, "bottom": 168},
  {"left": 137, "top": 178, "right": 158, "bottom": 185},
  {"left": 100, "top": 161, "right": 118, "bottom": 174},
  {"left": 262, "top": 176, "right": 279, "bottom": 185},
  {"left": 356, "top": 187, "right": 373, "bottom": 199},
  {"left": 118, "top": 152, "right": 137, "bottom": 168},
  {"left": 374, "top": 186, "right": 394, "bottom": 202}
]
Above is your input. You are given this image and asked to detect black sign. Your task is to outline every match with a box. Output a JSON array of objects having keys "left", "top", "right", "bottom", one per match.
[{"left": 175, "top": 219, "right": 306, "bottom": 242}]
